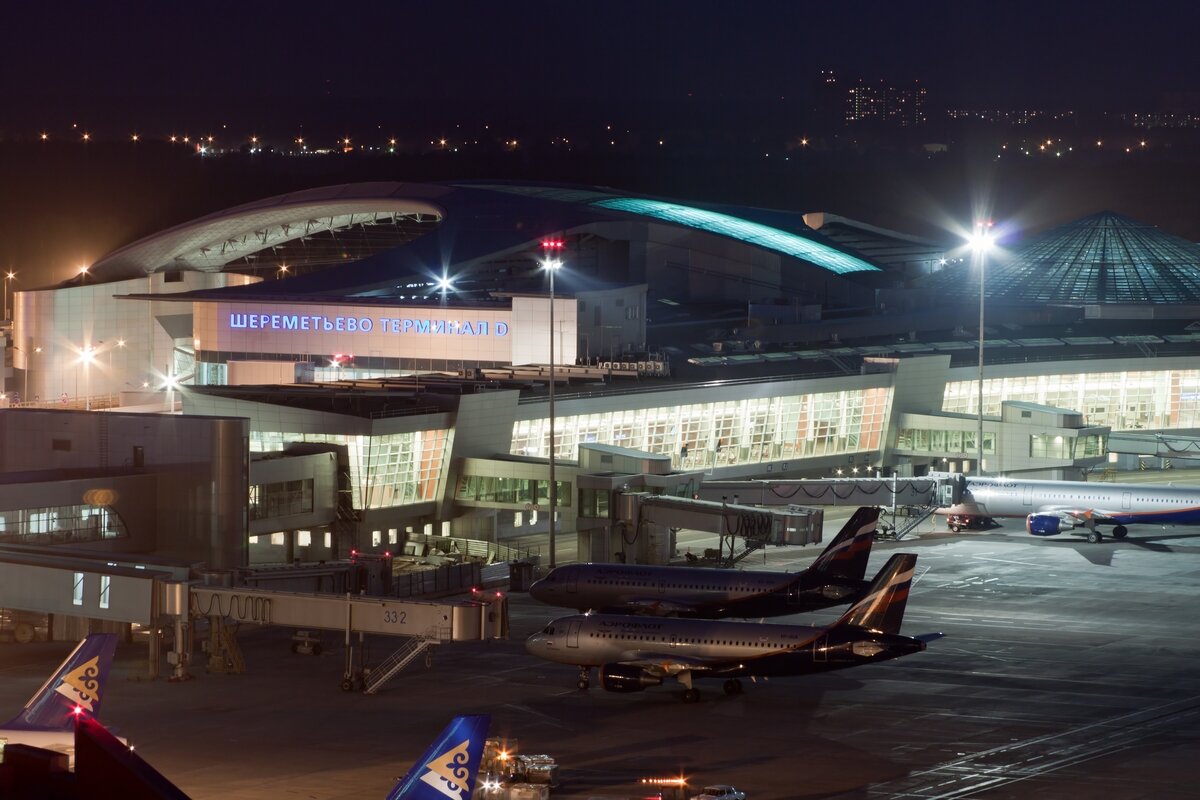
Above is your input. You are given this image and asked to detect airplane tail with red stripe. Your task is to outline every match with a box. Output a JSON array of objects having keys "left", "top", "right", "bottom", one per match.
[
  {"left": 809, "top": 506, "right": 879, "bottom": 581},
  {"left": 833, "top": 553, "right": 916, "bottom": 635}
]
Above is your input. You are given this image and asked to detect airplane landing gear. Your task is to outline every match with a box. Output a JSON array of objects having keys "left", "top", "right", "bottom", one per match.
[
  {"left": 577, "top": 667, "right": 590, "bottom": 690},
  {"left": 723, "top": 678, "right": 743, "bottom": 695},
  {"left": 1087, "top": 529, "right": 1103, "bottom": 544},
  {"left": 1113, "top": 525, "right": 1129, "bottom": 539}
]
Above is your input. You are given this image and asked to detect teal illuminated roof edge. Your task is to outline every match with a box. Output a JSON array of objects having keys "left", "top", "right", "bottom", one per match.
[{"left": 592, "top": 197, "right": 881, "bottom": 275}]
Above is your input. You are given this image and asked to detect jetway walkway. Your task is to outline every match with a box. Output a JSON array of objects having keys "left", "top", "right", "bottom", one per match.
[
  {"left": 1108, "top": 431, "right": 1200, "bottom": 461},
  {"left": 695, "top": 475, "right": 965, "bottom": 545},
  {"left": 615, "top": 493, "right": 823, "bottom": 567},
  {"left": 0, "top": 548, "right": 505, "bottom": 694},
  {"left": 696, "top": 476, "right": 962, "bottom": 508}
]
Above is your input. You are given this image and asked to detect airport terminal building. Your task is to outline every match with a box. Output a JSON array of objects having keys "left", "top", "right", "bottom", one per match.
[{"left": 6, "top": 183, "right": 1200, "bottom": 565}]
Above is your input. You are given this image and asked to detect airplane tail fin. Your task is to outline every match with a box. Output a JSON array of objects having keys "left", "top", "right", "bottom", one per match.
[
  {"left": 809, "top": 507, "right": 879, "bottom": 581},
  {"left": 1, "top": 633, "right": 118, "bottom": 731},
  {"left": 832, "top": 553, "right": 916, "bottom": 635},
  {"left": 386, "top": 714, "right": 491, "bottom": 800}
]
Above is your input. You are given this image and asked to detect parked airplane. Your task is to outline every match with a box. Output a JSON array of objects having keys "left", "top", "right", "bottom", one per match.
[
  {"left": 528, "top": 507, "right": 881, "bottom": 618},
  {"left": 941, "top": 475, "right": 1200, "bottom": 543},
  {"left": 0, "top": 633, "right": 118, "bottom": 759},
  {"left": 386, "top": 714, "right": 491, "bottom": 800},
  {"left": 526, "top": 553, "right": 928, "bottom": 702}
]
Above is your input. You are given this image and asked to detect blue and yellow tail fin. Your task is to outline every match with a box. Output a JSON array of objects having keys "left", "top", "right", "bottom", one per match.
[
  {"left": 1, "top": 633, "right": 117, "bottom": 731},
  {"left": 386, "top": 714, "right": 491, "bottom": 800}
]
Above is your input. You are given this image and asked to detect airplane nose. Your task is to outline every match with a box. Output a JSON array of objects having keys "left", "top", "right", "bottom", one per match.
[
  {"left": 524, "top": 634, "right": 546, "bottom": 654},
  {"left": 528, "top": 579, "right": 547, "bottom": 600}
]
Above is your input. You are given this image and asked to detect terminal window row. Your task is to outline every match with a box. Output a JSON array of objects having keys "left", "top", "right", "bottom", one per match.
[
  {"left": 0, "top": 504, "right": 127, "bottom": 546},
  {"left": 943, "top": 369, "right": 1200, "bottom": 431},
  {"left": 512, "top": 388, "right": 892, "bottom": 467}
]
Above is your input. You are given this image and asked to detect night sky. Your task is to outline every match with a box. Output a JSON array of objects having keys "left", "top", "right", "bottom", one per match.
[
  {"left": 3, "top": 1, "right": 1200, "bottom": 283},
  {"left": 4, "top": 1, "right": 1198, "bottom": 128}
]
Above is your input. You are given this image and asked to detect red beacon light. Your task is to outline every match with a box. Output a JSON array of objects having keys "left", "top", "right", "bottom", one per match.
[
  {"left": 72, "top": 705, "right": 85, "bottom": 717},
  {"left": 540, "top": 238, "right": 564, "bottom": 250}
]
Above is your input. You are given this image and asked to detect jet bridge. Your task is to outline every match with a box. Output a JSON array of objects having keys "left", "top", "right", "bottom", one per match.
[
  {"left": 695, "top": 474, "right": 966, "bottom": 540},
  {"left": 166, "top": 582, "right": 506, "bottom": 691},
  {"left": 696, "top": 475, "right": 964, "bottom": 509},
  {"left": 613, "top": 492, "right": 823, "bottom": 566}
]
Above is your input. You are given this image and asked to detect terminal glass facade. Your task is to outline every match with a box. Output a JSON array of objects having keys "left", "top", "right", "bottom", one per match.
[
  {"left": 944, "top": 369, "right": 1200, "bottom": 431},
  {"left": 0, "top": 504, "right": 127, "bottom": 545},
  {"left": 894, "top": 428, "right": 996, "bottom": 456},
  {"left": 511, "top": 387, "right": 892, "bottom": 467},
  {"left": 249, "top": 429, "right": 449, "bottom": 510}
]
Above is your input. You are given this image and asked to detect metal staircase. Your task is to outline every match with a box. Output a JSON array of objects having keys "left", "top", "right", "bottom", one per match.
[
  {"left": 722, "top": 538, "right": 765, "bottom": 567},
  {"left": 362, "top": 637, "right": 437, "bottom": 695},
  {"left": 878, "top": 506, "right": 939, "bottom": 540},
  {"left": 206, "top": 617, "right": 245, "bottom": 674}
]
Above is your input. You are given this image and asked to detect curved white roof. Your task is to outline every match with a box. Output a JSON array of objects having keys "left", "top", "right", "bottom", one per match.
[{"left": 89, "top": 182, "right": 449, "bottom": 281}]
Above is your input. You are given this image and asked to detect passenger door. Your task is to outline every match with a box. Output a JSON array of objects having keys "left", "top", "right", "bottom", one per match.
[{"left": 567, "top": 619, "right": 581, "bottom": 649}]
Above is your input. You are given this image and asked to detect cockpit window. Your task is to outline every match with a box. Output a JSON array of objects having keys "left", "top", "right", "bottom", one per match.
[{"left": 543, "top": 626, "right": 555, "bottom": 635}]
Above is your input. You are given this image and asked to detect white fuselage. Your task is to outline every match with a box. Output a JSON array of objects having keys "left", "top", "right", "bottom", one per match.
[{"left": 942, "top": 476, "right": 1200, "bottom": 526}]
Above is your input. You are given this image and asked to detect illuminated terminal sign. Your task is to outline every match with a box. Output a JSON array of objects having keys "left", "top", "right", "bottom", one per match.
[{"left": 227, "top": 312, "right": 509, "bottom": 337}]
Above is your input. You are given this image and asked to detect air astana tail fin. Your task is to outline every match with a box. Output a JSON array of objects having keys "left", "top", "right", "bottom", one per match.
[
  {"left": 1, "top": 633, "right": 118, "bottom": 731},
  {"left": 809, "top": 507, "right": 880, "bottom": 581},
  {"left": 833, "top": 553, "right": 917, "bottom": 635},
  {"left": 387, "top": 714, "right": 491, "bottom": 800}
]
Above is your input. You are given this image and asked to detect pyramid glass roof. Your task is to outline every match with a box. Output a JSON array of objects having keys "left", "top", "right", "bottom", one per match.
[{"left": 921, "top": 212, "right": 1200, "bottom": 304}]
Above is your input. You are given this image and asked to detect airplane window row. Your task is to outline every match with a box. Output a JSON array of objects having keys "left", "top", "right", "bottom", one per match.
[
  {"left": 588, "top": 579, "right": 760, "bottom": 591},
  {"left": 589, "top": 632, "right": 768, "bottom": 647}
]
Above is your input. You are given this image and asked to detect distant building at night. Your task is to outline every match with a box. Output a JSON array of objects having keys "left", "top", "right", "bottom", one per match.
[{"left": 846, "top": 78, "right": 927, "bottom": 127}]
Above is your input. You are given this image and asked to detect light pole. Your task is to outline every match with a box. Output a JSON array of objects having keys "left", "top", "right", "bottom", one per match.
[
  {"left": 541, "top": 238, "right": 565, "bottom": 568},
  {"left": 80, "top": 346, "right": 97, "bottom": 410},
  {"left": 3, "top": 271, "right": 14, "bottom": 321},
  {"left": 968, "top": 223, "right": 996, "bottom": 476}
]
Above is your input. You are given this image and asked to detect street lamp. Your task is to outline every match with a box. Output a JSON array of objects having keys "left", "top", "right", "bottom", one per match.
[
  {"left": 79, "top": 345, "right": 97, "bottom": 411},
  {"left": 541, "top": 238, "right": 565, "bottom": 569},
  {"left": 3, "top": 271, "right": 14, "bottom": 321},
  {"left": 968, "top": 223, "right": 996, "bottom": 476}
]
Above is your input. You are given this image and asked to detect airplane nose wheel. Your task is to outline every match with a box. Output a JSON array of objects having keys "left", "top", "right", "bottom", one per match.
[
  {"left": 1087, "top": 530, "right": 1103, "bottom": 544},
  {"left": 723, "top": 679, "right": 743, "bottom": 695},
  {"left": 577, "top": 667, "right": 590, "bottom": 690}
]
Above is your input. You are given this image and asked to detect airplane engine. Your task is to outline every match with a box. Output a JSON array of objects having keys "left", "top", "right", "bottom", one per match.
[
  {"left": 1026, "top": 513, "right": 1063, "bottom": 536},
  {"left": 598, "top": 664, "right": 663, "bottom": 693}
]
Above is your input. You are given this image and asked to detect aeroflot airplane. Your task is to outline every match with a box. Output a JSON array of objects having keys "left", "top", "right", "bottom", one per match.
[
  {"left": 0, "top": 633, "right": 118, "bottom": 759},
  {"left": 386, "top": 714, "right": 490, "bottom": 800},
  {"left": 529, "top": 507, "right": 881, "bottom": 618},
  {"left": 526, "top": 553, "right": 931, "bottom": 702},
  {"left": 942, "top": 475, "right": 1200, "bottom": 543}
]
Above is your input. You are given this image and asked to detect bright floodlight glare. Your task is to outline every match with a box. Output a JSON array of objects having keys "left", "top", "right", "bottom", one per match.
[
  {"left": 967, "top": 231, "right": 996, "bottom": 252},
  {"left": 541, "top": 258, "right": 563, "bottom": 271},
  {"left": 436, "top": 276, "right": 453, "bottom": 291}
]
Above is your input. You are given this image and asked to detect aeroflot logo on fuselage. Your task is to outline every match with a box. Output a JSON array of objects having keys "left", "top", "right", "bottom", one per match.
[
  {"left": 420, "top": 738, "right": 475, "bottom": 800},
  {"left": 227, "top": 313, "right": 509, "bottom": 337}
]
